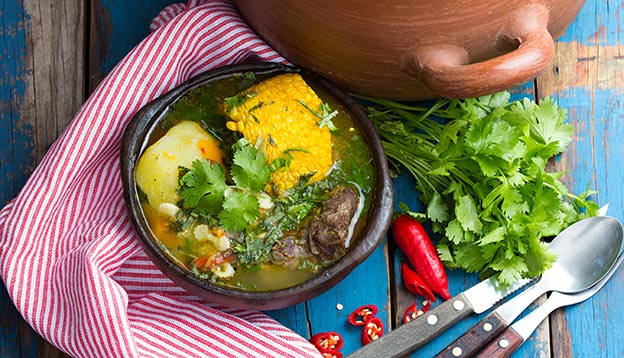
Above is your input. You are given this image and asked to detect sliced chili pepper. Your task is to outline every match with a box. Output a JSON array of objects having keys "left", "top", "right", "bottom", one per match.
[
  {"left": 401, "top": 262, "right": 437, "bottom": 302},
  {"left": 403, "top": 300, "right": 432, "bottom": 324},
  {"left": 361, "top": 317, "right": 384, "bottom": 345},
  {"left": 310, "top": 332, "right": 344, "bottom": 352},
  {"left": 320, "top": 350, "right": 343, "bottom": 358},
  {"left": 348, "top": 304, "right": 378, "bottom": 326},
  {"left": 193, "top": 251, "right": 235, "bottom": 270},
  {"left": 392, "top": 215, "right": 451, "bottom": 300}
]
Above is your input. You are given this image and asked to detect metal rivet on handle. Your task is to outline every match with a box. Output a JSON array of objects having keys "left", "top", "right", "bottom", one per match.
[
  {"left": 427, "top": 314, "right": 438, "bottom": 325},
  {"left": 483, "top": 322, "right": 493, "bottom": 332},
  {"left": 452, "top": 299, "right": 465, "bottom": 311},
  {"left": 451, "top": 347, "right": 463, "bottom": 357},
  {"left": 498, "top": 338, "right": 510, "bottom": 348}
]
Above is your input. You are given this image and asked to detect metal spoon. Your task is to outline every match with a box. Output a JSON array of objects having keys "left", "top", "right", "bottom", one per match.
[{"left": 436, "top": 215, "right": 624, "bottom": 358}]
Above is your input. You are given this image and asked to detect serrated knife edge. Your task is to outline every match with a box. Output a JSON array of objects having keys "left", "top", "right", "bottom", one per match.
[{"left": 463, "top": 275, "right": 532, "bottom": 314}]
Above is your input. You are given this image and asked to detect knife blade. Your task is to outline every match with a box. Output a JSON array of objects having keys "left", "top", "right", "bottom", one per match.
[
  {"left": 475, "top": 249, "right": 624, "bottom": 358},
  {"left": 346, "top": 276, "right": 529, "bottom": 358},
  {"left": 435, "top": 213, "right": 618, "bottom": 358}
]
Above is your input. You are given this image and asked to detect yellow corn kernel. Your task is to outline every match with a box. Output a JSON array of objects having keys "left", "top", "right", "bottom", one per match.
[{"left": 225, "top": 73, "right": 333, "bottom": 192}]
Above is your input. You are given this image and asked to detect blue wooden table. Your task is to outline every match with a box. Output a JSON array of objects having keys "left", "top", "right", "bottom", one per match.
[{"left": 1, "top": 1, "right": 623, "bottom": 357}]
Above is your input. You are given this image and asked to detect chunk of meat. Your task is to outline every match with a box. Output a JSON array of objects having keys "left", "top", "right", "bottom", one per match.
[
  {"left": 305, "top": 186, "right": 358, "bottom": 262},
  {"left": 271, "top": 235, "right": 299, "bottom": 264},
  {"left": 271, "top": 234, "right": 312, "bottom": 265}
]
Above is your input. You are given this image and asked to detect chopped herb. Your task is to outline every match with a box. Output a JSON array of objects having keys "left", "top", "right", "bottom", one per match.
[
  {"left": 317, "top": 103, "right": 339, "bottom": 131},
  {"left": 298, "top": 258, "right": 321, "bottom": 272},
  {"left": 236, "top": 72, "right": 257, "bottom": 91},
  {"left": 223, "top": 90, "right": 258, "bottom": 110},
  {"left": 234, "top": 232, "right": 274, "bottom": 266},
  {"left": 284, "top": 147, "right": 310, "bottom": 154},
  {"left": 261, "top": 174, "right": 331, "bottom": 240},
  {"left": 297, "top": 100, "right": 338, "bottom": 131},
  {"left": 248, "top": 101, "right": 265, "bottom": 114}
]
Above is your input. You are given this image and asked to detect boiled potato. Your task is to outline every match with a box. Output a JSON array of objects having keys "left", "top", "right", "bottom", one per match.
[{"left": 135, "top": 120, "right": 223, "bottom": 212}]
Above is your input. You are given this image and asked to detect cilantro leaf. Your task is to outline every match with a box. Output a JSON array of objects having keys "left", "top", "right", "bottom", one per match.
[
  {"left": 219, "top": 191, "right": 260, "bottom": 232},
  {"left": 178, "top": 159, "right": 227, "bottom": 216},
  {"left": 456, "top": 195, "right": 483, "bottom": 234},
  {"left": 478, "top": 227, "right": 506, "bottom": 246},
  {"left": 297, "top": 100, "right": 338, "bottom": 131},
  {"left": 230, "top": 145, "right": 271, "bottom": 191},
  {"left": 427, "top": 193, "right": 449, "bottom": 223},
  {"left": 510, "top": 97, "right": 574, "bottom": 153}
]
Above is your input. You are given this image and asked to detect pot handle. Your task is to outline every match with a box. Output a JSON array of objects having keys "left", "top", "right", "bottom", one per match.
[{"left": 406, "top": 3, "right": 553, "bottom": 98}]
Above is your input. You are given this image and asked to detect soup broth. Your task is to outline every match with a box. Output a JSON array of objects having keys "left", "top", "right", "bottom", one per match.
[{"left": 136, "top": 70, "right": 375, "bottom": 291}]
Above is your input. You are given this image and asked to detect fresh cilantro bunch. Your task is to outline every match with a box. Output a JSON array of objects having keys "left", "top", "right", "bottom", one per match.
[
  {"left": 363, "top": 92, "right": 599, "bottom": 286},
  {"left": 177, "top": 139, "right": 272, "bottom": 233}
]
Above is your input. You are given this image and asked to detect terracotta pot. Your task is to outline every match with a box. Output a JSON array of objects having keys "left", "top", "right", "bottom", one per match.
[{"left": 235, "top": 0, "right": 586, "bottom": 100}]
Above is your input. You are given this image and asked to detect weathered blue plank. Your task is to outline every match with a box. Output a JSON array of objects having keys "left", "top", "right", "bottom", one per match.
[
  {"left": 552, "top": 88, "right": 624, "bottom": 357},
  {"left": 265, "top": 303, "right": 310, "bottom": 338},
  {"left": 536, "top": 1, "right": 624, "bottom": 356},
  {"left": 0, "top": 0, "right": 34, "bottom": 205},
  {"left": 94, "top": 0, "right": 182, "bottom": 77},
  {"left": 0, "top": 1, "right": 37, "bottom": 357},
  {"left": 557, "top": 0, "right": 619, "bottom": 45}
]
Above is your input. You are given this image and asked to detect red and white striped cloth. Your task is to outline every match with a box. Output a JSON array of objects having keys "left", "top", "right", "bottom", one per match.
[{"left": 0, "top": 1, "right": 322, "bottom": 357}]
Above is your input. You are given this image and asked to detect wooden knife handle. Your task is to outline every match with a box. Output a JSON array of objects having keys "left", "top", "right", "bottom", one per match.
[
  {"left": 473, "top": 327, "right": 524, "bottom": 358},
  {"left": 347, "top": 294, "right": 474, "bottom": 358},
  {"left": 434, "top": 311, "right": 508, "bottom": 358}
]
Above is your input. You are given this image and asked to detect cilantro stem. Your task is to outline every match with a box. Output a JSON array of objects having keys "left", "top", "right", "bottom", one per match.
[{"left": 381, "top": 142, "right": 443, "bottom": 195}]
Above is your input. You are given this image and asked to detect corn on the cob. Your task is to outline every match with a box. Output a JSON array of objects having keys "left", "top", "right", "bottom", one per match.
[{"left": 225, "top": 73, "right": 333, "bottom": 192}]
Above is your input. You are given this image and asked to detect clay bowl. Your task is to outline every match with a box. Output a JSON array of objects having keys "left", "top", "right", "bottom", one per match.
[
  {"left": 120, "top": 62, "right": 393, "bottom": 310},
  {"left": 235, "top": 0, "right": 586, "bottom": 100}
]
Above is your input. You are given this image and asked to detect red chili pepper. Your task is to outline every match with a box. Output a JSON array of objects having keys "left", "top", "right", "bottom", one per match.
[
  {"left": 401, "top": 262, "right": 437, "bottom": 302},
  {"left": 403, "top": 300, "right": 432, "bottom": 324},
  {"left": 361, "top": 317, "right": 384, "bottom": 345},
  {"left": 320, "top": 351, "right": 343, "bottom": 358},
  {"left": 310, "top": 332, "right": 344, "bottom": 352},
  {"left": 391, "top": 215, "right": 451, "bottom": 300},
  {"left": 193, "top": 251, "right": 235, "bottom": 270},
  {"left": 348, "top": 304, "right": 378, "bottom": 326}
]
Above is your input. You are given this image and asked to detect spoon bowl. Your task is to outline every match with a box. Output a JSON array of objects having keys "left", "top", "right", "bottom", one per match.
[{"left": 540, "top": 215, "right": 623, "bottom": 294}]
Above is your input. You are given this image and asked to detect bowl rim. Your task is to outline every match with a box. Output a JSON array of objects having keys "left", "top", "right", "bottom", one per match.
[{"left": 120, "top": 61, "right": 393, "bottom": 310}]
